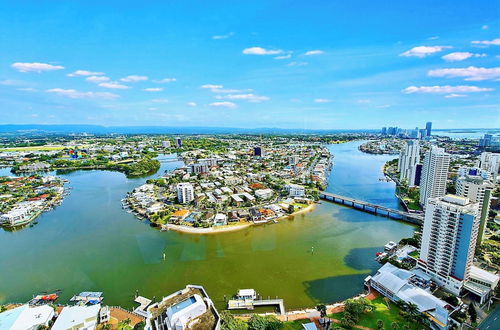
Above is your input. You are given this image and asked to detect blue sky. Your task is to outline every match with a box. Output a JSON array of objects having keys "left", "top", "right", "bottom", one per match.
[{"left": 0, "top": 0, "right": 499, "bottom": 129}]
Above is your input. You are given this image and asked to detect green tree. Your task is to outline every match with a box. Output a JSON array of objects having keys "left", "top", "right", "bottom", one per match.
[
  {"left": 377, "top": 319, "right": 385, "bottom": 329},
  {"left": 247, "top": 315, "right": 281, "bottom": 330},
  {"left": 468, "top": 304, "right": 477, "bottom": 323},
  {"left": 220, "top": 311, "right": 248, "bottom": 330}
]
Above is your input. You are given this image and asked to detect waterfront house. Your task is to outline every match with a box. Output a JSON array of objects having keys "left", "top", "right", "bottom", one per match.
[
  {"left": 255, "top": 188, "right": 273, "bottom": 200},
  {"left": 145, "top": 284, "right": 220, "bottom": 330},
  {"left": 170, "top": 209, "right": 190, "bottom": 222},
  {"left": 52, "top": 304, "right": 101, "bottom": 330},
  {"left": 213, "top": 213, "right": 228, "bottom": 226},
  {"left": 286, "top": 184, "right": 306, "bottom": 197},
  {"left": 0, "top": 304, "right": 54, "bottom": 330}
]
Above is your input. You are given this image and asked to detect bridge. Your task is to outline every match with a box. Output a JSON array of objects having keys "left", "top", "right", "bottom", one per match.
[{"left": 319, "top": 191, "right": 423, "bottom": 225}]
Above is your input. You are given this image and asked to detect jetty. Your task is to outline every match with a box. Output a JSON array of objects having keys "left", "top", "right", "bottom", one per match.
[
  {"left": 319, "top": 191, "right": 423, "bottom": 225},
  {"left": 227, "top": 289, "right": 285, "bottom": 315}
]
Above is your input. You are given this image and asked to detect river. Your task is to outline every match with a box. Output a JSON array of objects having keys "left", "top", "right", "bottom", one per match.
[{"left": 0, "top": 141, "right": 414, "bottom": 310}]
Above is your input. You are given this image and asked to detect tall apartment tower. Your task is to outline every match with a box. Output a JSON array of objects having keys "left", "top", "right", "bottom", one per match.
[
  {"left": 398, "top": 140, "right": 420, "bottom": 185},
  {"left": 418, "top": 195, "right": 480, "bottom": 295},
  {"left": 176, "top": 183, "right": 194, "bottom": 204},
  {"left": 419, "top": 146, "right": 450, "bottom": 206},
  {"left": 426, "top": 122, "right": 432, "bottom": 137},
  {"left": 175, "top": 137, "right": 182, "bottom": 148},
  {"left": 478, "top": 152, "right": 500, "bottom": 179},
  {"left": 456, "top": 169, "right": 494, "bottom": 244}
]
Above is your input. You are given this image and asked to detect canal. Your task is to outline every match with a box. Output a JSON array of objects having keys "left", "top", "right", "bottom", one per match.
[{"left": 0, "top": 141, "right": 414, "bottom": 310}]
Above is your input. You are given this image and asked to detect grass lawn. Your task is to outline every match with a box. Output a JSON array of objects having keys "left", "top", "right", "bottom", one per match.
[
  {"left": 281, "top": 319, "right": 311, "bottom": 329},
  {"left": 408, "top": 250, "right": 419, "bottom": 259},
  {"left": 0, "top": 145, "right": 66, "bottom": 152},
  {"left": 329, "top": 297, "right": 420, "bottom": 330}
]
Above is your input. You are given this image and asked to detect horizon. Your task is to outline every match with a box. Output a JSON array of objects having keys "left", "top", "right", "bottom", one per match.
[{"left": 0, "top": 1, "right": 499, "bottom": 129}]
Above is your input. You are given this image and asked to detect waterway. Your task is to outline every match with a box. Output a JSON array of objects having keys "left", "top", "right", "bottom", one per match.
[{"left": 0, "top": 141, "right": 414, "bottom": 310}]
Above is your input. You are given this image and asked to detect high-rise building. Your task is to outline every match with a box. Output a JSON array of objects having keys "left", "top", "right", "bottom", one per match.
[
  {"left": 410, "top": 127, "right": 420, "bottom": 139},
  {"left": 175, "top": 137, "right": 182, "bottom": 148},
  {"left": 478, "top": 152, "right": 500, "bottom": 179},
  {"left": 162, "top": 140, "right": 171, "bottom": 148},
  {"left": 398, "top": 140, "right": 420, "bottom": 185},
  {"left": 425, "top": 122, "right": 432, "bottom": 137},
  {"left": 289, "top": 155, "right": 300, "bottom": 166},
  {"left": 418, "top": 195, "right": 480, "bottom": 295},
  {"left": 176, "top": 183, "right": 194, "bottom": 204},
  {"left": 381, "top": 127, "right": 387, "bottom": 135},
  {"left": 456, "top": 171, "right": 494, "bottom": 244},
  {"left": 253, "top": 147, "right": 263, "bottom": 157},
  {"left": 479, "top": 134, "right": 493, "bottom": 148},
  {"left": 419, "top": 146, "right": 450, "bottom": 206}
]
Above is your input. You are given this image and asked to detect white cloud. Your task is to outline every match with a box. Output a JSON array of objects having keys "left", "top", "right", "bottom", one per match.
[
  {"left": 274, "top": 54, "right": 292, "bottom": 60},
  {"left": 482, "top": 25, "right": 489, "bottom": 30},
  {"left": 212, "top": 32, "right": 234, "bottom": 40},
  {"left": 98, "top": 82, "right": 130, "bottom": 89},
  {"left": 86, "top": 76, "right": 110, "bottom": 83},
  {"left": 472, "top": 38, "right": 500, "bottom": 46},
  {"left": 428, "top": 66, "right": 500, "bottom": 81},
  {"left": 357, "top": 99, "right": 371, "bottom": 104},
  {"left": 375, "top": 104, "right": 391, "bottom": 108},
  {"left": 304, "top": 50, "right": 324, "bottom": 56},
  {"left": 314, "top": 98, "right": 331, "bottom": 103},
  {"left": 68, "top": 70, "right": 104, "bottom": 77},
  {"left": 442, "top": 52, "right": 486, "bottom": 62},
  {"left": 143, "top": 87, "right": 163, "bottom": 92},
  {"left": 201, "top": 84, "right": 223, "bottom": 89},
  {"left": 0, "top": 79, "right": 20, "bottom": 85},
  {"left": 242, "top": 47, "right": 283, "bottom": 55},
  {"left": 12, "top": 62, "right": 64, "bottom": 72},
  {"left": 402, "top": 85, "right": 493, "bottom": 94},
  {"left": 46, "top": 88, "right": 119, "bottom": 99},
  {"left": 400, "top": 46, "right": 450, "bottom": 57},
  {"left": 120, "top": 75, "right": 148, "bottom": 82},
  {"left": 445, "top": 93, "right": 467, "bottom": 98},
  {"left": 153, "top": 78, "right": 176, "bottom": 83},
  {"left": 151, "top": 98, "right": 169, "bottom": 103},
  {"left": 17, "top": 87, "right": 38, "bottom": 92},
  {"left": 209, "top": 101, "right": 237, "bottom": 109},
  {"left": 428, "top": 36, "right": 439, "bottom": 40},
  {"left": 287, "top": 61, "right": 308, "bottom": 67},
  {"left": 187, "top": 102, "right": 197, "bottom": 107},
  {"left": 215, "top": 94, "right": 270, "bottom": 103}
]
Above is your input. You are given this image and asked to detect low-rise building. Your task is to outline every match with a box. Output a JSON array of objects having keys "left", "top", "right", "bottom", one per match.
[
  {"left": 52, "top": 304, "right": 101, "bottom": 330},
  {"left": 0, "top": 304, "right": 54, "bottom": 330},
  {"left": 286, "top": 184, "right": 305, "bottom": 197}
]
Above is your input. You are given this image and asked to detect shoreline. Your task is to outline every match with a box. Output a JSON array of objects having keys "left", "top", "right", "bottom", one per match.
[{"left": 164, "top": 203, "right": 317, "bottom": 235}]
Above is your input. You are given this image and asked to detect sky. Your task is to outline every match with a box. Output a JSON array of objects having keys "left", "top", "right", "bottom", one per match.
[{"left": 0, "top": 0, "right": 499, "bottom": 129}]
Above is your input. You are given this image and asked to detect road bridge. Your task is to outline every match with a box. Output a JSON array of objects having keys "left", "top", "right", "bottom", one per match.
[{"left": 319, "top": 191, "right": 423, "bottom": 225}]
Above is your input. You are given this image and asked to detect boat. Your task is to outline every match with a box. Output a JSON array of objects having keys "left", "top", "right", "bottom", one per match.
[{"left": 30, "top": 293, "right": 59, "bottom": 305}]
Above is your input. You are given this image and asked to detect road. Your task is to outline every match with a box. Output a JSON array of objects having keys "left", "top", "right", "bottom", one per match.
[{"left": 478, "top": 305, "right": 500, "bottom": 330}]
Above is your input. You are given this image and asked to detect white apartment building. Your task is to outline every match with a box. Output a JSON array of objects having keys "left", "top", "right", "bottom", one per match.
[
  {"left": 419, "top": 146, "right": 450, "bottom": 206},
  {"left": 478, "top": 152, "right": 500, "bottom": 181},
  {"left": 398, "top": 140, "right": 420, "bottom": 185},
  {"left": 456, "top": 170, "right": 494, "bottom": 243},
  {"left": 286, "top": 184, "right": 305, "bottom": 197},
  {"left": 418, "top": 195, "right": 480, "bottom": 295},
  {"left": 176, "top": 183, "right": 195, "bottom": 204},
  {"left": 289, "top": 155, "right": 300, "bottom": 166}
]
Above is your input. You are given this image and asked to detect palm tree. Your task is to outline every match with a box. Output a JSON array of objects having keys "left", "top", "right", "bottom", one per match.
[
  {"left": 376, "top": 319, "right": 385, "bottom": 329},
  {"left": 391, "top": 321, "right": 399, "bottom": 329}
]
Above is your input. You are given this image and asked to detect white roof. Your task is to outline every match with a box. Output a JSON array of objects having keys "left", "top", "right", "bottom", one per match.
[
  {"left": 238, "top": 289, "right": 255, "bottom": 297},
  {"left": 52, "top": 304, "right": 100, "bottom": 330},
  {"left": 12, "top": 304, "right": 54, "bottom": 330},
  {"left": 469, "top": 266, "right": 500, "bottom": 284}
]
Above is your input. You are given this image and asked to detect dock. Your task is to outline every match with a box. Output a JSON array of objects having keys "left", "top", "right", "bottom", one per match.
[
  {"left": 319, "top": 191, "right": 423, "bottom": 225},
  {"left": 133, "top": 296, "right": 152, "bottom": 317},
  {"left": 228, "top": 298, "right": 285, "bottom": 314}
]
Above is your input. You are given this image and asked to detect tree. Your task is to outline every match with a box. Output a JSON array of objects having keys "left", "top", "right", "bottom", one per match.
[
  {"left": 468, "top": 304, "right": 477, "bottom": 323},
  {"left": 316, "top": 304, "right": 327, "bottom": 318},
  {"left": 133, "top": 321, "right": 145, "bottom": 330},
  {"left": 117, "top": 318, "right": 132, "bottom": 330},
  {"left": 247, "top": 315, "right": 281, "bottom": 330},
  {"left": 376, "top": 319, "right": 385, "bottom": 329},
  {"left": 391, "top": 321, "right": 399, "bottom": 330},
  {"left": 220, "top": 311, "right": 248, "bottom": 330}
]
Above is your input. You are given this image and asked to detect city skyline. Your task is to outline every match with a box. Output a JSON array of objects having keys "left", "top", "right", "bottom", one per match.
[{"left": 0, "top": 1, "right": 499, "bottom": 129}]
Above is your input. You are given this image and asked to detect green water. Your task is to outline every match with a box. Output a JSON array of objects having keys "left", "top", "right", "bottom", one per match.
[{"left": 0, "top": 141, "right": 413, "bottom": 310}]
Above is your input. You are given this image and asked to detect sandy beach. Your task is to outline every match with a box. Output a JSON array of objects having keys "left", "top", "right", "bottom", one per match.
[{"left": 165, "top": 203, "right": 317, "bottom": 235}]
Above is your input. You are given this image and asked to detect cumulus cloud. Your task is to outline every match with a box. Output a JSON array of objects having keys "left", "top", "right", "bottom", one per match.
[
  {"left": 304, "top": 50, "right": 324, "bottom": 56},
  {"left": 209, "top": 101, "right": 237, "bottom": 109},
  {"left": 482, "top": 25, "right": 489, "bottom": 30},
  {"left": 242, "top": 47, "right": 283, "bottom": 55},
  {"left": 187, "top": 102, "right": 197, "bottom": 107},
  {"left": 314, "top": 98, "right": 331, "bottom": 103},
  {"left": 215, "top": 94, "right": 270, "bottom": 103},
  {"left": 212, "top": 32, "right": 234, "bottom": 40},
  {"left": 400, "top": 46, "right": 450, "bottom": 57},
  {"left": 428, "top": 66, "right": 500, "bottom": 81},
  {"left": 98, "top": 82, "right": 130, "bottom": 89},
  {"left": 143, "top": 87, "right": 163, "bottom": 92},
  {"left": 153, "top": 78, "right": 176, "bottom": 83},
  {"left": 402, "top": 85, "right": 493, "bottom": 94},
  {"left": 442, "top": 52, "right": 486, "bottom": 62},
  {"left": 68, "top": 70, "right": 104, "bottom": 77},
  {"left": 471, "top": 38, "right": 500, "bottom": 46},
  {"left": 201, "top": 84, "right": 223, "bottom": 89},
  {"left": 17, "top": 87, "right": 38, "bottom": 92},
  {"left": 287, "top": 61, "right": 308, "bottom": 67},
  {"left": 47, "top": 88, "right": 119, "bottom": 99},
  {"left": 86, "top": 76, "right": 110, "bottom": 83},
  {"left": 12, "top": 62, "right": 64, "bottom": 72},
  {"left": 201, "top": 84, "right": 251, "bottom": 93},
  {"left": 120, "top": 75, "right": 148, "bottom": 82},
  {"left": 445, "top": 93, "right": 467, "bottom": 98}
]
